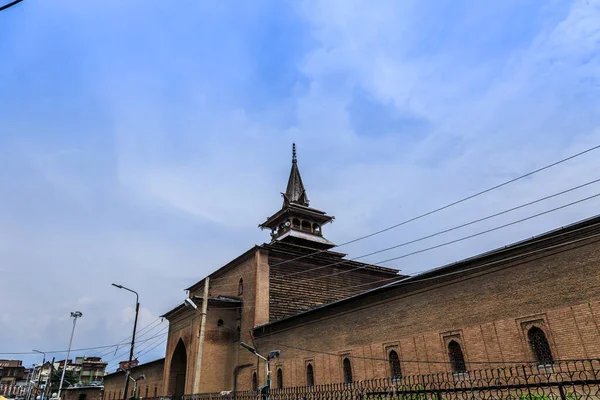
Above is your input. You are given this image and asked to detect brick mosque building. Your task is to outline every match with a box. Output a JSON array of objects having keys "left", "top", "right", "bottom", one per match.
[{"left": 104, "top": 145, "right": 600, "bottom": 399}]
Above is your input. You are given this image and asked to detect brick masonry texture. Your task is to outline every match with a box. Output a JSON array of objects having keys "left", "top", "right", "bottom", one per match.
[
  {"left": 125, "top": 216, "right": 600, "bottom": 396},
  {"left": 103, "top": 359, "right": 164, "bottom": 400},
  {"left": 63, "top": 387, "right": 102, "bottom": 400},
  {"left": 251, "top": 231, "right": 600, "bottom": 388}
]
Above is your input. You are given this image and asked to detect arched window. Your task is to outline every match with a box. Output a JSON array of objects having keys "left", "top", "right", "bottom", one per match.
[
  {"left": 388, "top": 350, "right": 402, "bottom": 379},
  {"left": 342, "top": 357, "right": 353, "bottom": 384},
  {"left": 251, "top": 372, "right": 258, "bottom": 391},
  {"left": 154, "top": 386, "right": 157, "bottom": 398},
  {"left": 292, "top": 218, "right": 300, "bottom": 228},
  {"left": 276, "top": 368, "right": 283, "bottom": 389},
  {"left": 448, "top": 340, "right": 467, "bottom": 373},
  {"left": 236, "top": 325, "right": 241, "bottom": 341},
  {"left": 217, "top": 319, "right": 224, "bottom": 327},
  {"left": 238, "top": 278, "right": 244, "bottom": 295},
  {"left": 306, "top": 364, "right": 315, "bottom": 387},
  {"left": 145, "top": 386, "right": 148, "bottom": 398},
  {"left": 301, "top": 220, "right": 311, "bottom": 231},
  {"left": 528, "top": 327, "right": 554, "bottom": 365}
]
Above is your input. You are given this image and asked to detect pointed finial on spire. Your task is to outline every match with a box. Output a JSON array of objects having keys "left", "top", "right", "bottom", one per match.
[{"left": 292, "top": 143, "right": 297, "bottom": 164}]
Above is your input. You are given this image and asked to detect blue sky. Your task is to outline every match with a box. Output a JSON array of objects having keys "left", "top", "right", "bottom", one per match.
[{"left": 1, "top": 0, "right": 600, "bottom": 370}]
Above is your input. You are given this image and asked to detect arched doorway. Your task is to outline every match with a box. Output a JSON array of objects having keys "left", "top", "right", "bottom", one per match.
[{"left": 169, "top": 339, "right": 188, "bottom": 398}]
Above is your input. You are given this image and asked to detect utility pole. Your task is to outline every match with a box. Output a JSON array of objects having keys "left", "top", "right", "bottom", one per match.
[
  {"left": 193, "top": 277, "right": 209, "bottom": 394},
  {"left": 45, "top": 357, "right": 55, "bottom": 400},
  {"left": 32, "top": 350, "right": 46, "bottom": 400},
  {"left": 58, "top": 311, "right": 83, "bottom": 400},
  {"left": 112, "top": 284, "right": 139, "bottom": 400},
  {"left": 26, "top": 364, "right": 36, "bottom": 400}
]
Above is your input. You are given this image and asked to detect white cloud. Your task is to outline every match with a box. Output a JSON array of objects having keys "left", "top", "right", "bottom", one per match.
[{"left": 1, "top": 0, "right": 599, "bottom": 367}]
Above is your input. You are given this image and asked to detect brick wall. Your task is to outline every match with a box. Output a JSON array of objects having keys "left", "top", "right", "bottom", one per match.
[
  {"left": 103, "top": 359, "right": 164, "bottom": 400},
  {"left": 164, "top": 248, "right": 267, "bottom": 395},
  {"left": 63, "top": 387, "right": 102, "bottom": 400},
  {"left": 252, "top": 234, "right": 600, "bottom": 389}
]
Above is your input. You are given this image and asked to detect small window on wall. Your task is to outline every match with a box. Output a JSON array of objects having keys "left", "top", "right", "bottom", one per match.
[
  {"left": 154, "top": 386, "right": 157, "bottom": 398},
  {"left": 306, "top": 364, "right": 315, "bottom": 387},
  {"left": 238, "top": 278, "right": 244, "bottom": 295},
  {"left": 388, "top": 350, "right": 402, "bottom": 379},
  {"left": 448, "top": 340, "right": 467, "bottom": 373},
  {"left": 528, "top": 327, "right": 554, "bottom": 365},
  {"left": 313, "top": 223, "right": 321, "bottom": 234},
  {"left": 217, "top": 319, "right": 224, "bottom": 327},
  {"left": 342, "top": 357, "right": 353, "bottom": 384},
  {"left": 252, "top": 372, "right": 258, "bottom": 391},
  {"left": 292, "top": 218, "right": 300, "bottom": 228},
  {"left": 277, "top": 368, "right": 283, "bottom": 389}
]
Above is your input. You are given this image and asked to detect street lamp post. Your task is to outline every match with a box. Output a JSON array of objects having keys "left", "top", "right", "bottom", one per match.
[
  {"left": 239, "top": 342, "right": 280, "bottom": 399},
  {"left": 26, "top": 363, "right": 38, "bottom": 400},
  {"left": 58, "top": 311, "right": 82, "bottom": 400},
  {"left": 32, "top": 350, "right": 46, "bottom": 400},
  {"left": 112, "top": 284, "right": 140, "bottom": 400},
  {"left": 128, "top": 374, "right": 146, "bottom": 399}
]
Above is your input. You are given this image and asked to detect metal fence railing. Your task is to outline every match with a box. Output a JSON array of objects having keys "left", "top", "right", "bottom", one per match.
[{"left": 183, "top": 359, "right": 600, "bottom": 400}]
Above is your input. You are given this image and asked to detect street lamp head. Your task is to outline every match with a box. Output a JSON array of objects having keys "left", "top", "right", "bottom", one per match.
[
  {"left": 111, "top": 283, "right": 124, "bottom": 289},
  {"left": 239, "top": 342, "right": 257, "bottom": 354},
  {"left": 70, "top": 311, "right": 83, "bottom": 318},
  {"left": 183, "top": 298, "right": 198, "bottom": 310},
  {"left": 138, "top": 375, "right": 146, "bottom": 381}
]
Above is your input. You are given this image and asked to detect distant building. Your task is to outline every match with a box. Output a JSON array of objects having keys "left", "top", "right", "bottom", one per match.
[
  {"left": 0, "top": 360, "right": 26, "bottom": 385},
  {"left": 75, "top": 357, "right": 107, "bottom": 385},
  {"left": 36, "top": 361, "right": 54, "bottom": 390},
  {"left": 53, "top": 359, "right": 80, "bottom": 374},
  {"left": 51, "top": 357, "right": 108, "bottom": 385}
]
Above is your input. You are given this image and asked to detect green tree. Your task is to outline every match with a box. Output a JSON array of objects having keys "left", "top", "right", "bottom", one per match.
[{"left": 47, "top": 369, "right": 80, "bottom": 394}]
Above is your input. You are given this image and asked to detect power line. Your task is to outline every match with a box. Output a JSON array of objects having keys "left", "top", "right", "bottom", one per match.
[
  {"left": 197, "top": 180, "right": 600, "bottom": 293},
  {"left": 105, "top": 332, "right": 168, "bottom": 370},
  {"left": 136, "top": 338, "right": 168, "bottom": 360},
  {"left": 295, "top": 189, "right": 600, "bottom": 283},
  {"left": 215, "top": 223, "right": 600, "bottom": 312},
  {"left": 86, "top": 319, "right": 165, "bottom": 359},
  {"left": 269, "top": 178, "right": 600, "bottom": 282},
  {"left": 373, "top": 192, "right": 600, "bottom": 266},
  {"left": 13, "top": 218, "right": 598, "bottom": 361},
  {"left": 0, "top": 0, "right": 23, "bottom": 12},
  {"left": 0, "top": 327, "right": 172, "bottom": 356},
  {"left": 210, "top": 144, "right": 600, "bottom": 285},
  {"left": 94, "top": 327, "right": 169, "bottom": 360},
  {"left": 257, "top": 231, "right": 600, "bottom": 366}
]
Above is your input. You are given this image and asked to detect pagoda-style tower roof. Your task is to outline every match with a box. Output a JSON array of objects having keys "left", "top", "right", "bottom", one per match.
[
  {"left": 259, "top": 144, "right": 335, "bottom": 250},
  {"left": 283, "top": 144, "right": 309, "bottom": 207}
]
